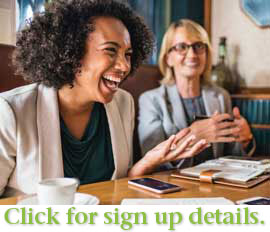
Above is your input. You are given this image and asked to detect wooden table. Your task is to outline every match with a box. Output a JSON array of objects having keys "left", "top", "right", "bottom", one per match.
[{"left": 0, "top": 171, "right": 269, "bottom": 205}]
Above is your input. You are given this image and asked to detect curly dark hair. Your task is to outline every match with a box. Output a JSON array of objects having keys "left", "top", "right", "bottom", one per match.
[{"left": 13, "top": 0, "right": 154, "bottom": 89}]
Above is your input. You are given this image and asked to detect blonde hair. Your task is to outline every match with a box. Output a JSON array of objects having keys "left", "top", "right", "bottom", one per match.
[{"left": 159, "top": 19, "right": 212, "bottom": 85}]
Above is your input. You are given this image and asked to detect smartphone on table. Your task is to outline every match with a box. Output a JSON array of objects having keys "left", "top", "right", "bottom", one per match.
[
  {"left": 236, "top": 197, "right": 270, "bottom": 205},
  {"left": 128, "top": 178, "right": 181, "bottom": 194}
]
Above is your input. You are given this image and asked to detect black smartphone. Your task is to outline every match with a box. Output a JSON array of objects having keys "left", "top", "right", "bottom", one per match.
[
  {"left": 128, "top": 178, "right": 181, "bottom": 194},
  {"left": 193, "top": 115, "right": 209, "bottom": 121},
  {"left": 223, "top": 118, "right": 234, "bottom": 122},
  {"left": 236, "top": 197, "right": 270, "bottom": 205},
  {"left": 194, "top": 115, "right": 234, "bottom": 122}
]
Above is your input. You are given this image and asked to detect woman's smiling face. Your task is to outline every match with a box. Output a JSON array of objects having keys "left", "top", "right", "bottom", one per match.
[
  {"left": 166, "top": 27, "right": 207, "bottom": 82},
  {"left": 74, "top": 16, "right": 132, "bottom": 103}
]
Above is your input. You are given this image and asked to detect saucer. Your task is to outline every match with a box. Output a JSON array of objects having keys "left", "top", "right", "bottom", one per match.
[{"left": 17, "top": 193, "right": 100, "bottom": 205}]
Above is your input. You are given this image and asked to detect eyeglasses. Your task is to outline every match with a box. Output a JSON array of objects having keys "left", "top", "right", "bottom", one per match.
[{"left": 168, "top": 42, "right": 207, "bottom": 55}]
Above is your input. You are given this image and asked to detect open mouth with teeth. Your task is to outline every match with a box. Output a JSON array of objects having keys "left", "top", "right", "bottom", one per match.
[{"left": 102, "top": 75, "right": 122, "bottom": 91}]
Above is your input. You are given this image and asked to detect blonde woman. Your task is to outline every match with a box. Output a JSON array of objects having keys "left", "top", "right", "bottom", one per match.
[{"left": 138, "top": 19, "right": 255, "bottom": 169}]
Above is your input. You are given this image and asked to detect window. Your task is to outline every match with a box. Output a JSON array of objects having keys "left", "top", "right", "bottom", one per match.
[
  {"left": 127, "top": 0, "right": 205, "bottom": 64},
  {"left": 17, "top": 0, "right": 50, "bottom": 30}
]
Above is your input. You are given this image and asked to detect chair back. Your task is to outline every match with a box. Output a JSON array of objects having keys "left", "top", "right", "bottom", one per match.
[{"left": 0, "top": 44, "right": 26, "bottom": 92}]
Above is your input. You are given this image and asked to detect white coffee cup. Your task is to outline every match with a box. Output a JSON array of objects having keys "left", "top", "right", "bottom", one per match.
[{"left": 37, "top": 177, "right": 79, "bottom": 205}]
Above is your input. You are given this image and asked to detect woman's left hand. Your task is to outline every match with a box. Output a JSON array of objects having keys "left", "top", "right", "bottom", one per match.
[
  {"left": 232, "top": 107, "right": 253, "bottom": 148},
  {"left": 128, "top": 128, "right": 209, "bottom": 177},
  {"left": 143, "top": 128, "right": 207, "bottom": 165}
]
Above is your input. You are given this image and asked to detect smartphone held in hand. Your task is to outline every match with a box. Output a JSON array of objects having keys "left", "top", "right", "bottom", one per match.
[
  {"left": 194, "top": 115, "right": 234, "bottom": 122},
  {"left": 128, "top": 178, "right": 181, "bottom": 194}
]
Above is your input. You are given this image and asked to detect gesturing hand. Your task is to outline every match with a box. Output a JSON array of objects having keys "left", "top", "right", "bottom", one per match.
[
  {"left": 143, "top": 128, "right": 208, "bottom": 168},
  {"left": 128, "top": 128, "right": 209, "bottom": 177}
]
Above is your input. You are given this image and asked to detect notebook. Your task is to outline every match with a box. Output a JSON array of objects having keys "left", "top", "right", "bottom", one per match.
[{"left": 171, "top": 157, "right": 270, "bottom": 188}]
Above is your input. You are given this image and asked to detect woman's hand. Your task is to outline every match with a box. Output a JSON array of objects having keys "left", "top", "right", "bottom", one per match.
[
  {"left": 143, "top": 128, "right": 207, "bottom": 165},
  {"left": 232, "top": 107, "right": 253, "bottom": 148},
  {"left": 128, "top": 128, "right": 209, "bottom": 177},
  {"left": 189, "top": 112, "right": 239, "bottom": 143}
]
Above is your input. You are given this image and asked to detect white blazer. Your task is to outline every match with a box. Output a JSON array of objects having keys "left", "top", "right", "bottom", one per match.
[{"left": 0, "top": 83, "right": 134, "bottom": 197}]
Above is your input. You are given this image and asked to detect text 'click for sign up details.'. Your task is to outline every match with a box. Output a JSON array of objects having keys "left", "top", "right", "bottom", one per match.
[{"left": 0, "top": 205, "right": 269, "bottom": 232}]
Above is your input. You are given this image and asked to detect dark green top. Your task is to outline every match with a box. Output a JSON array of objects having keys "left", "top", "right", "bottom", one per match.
[{"left": 60, "top": 102, "right": 115, "bottom": 185}]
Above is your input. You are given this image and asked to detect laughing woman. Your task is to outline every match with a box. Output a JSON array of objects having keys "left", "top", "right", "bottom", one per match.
[{"left": 0, "top": 0, "right": 208, "bottom": 197}]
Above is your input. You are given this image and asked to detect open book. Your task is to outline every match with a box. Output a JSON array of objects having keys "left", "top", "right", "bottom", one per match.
[{"left": 172, "top": 157, "right": 270, "bottom": 186}]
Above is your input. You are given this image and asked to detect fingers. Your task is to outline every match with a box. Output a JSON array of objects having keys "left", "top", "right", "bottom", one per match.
[
  {"left": 231, "top": 119, "right": 252, "bottom": 142},
  {"left": 143, "top": 134, "right": 177, "bottom": 168},
  {"left": 233, "top": 107, "right": 241, "bottom": 119},
  {"left": 186, "top": 140, "right": 210, "bottom": 157},
  {"left": 174, "top": 134, "right": 196, "bottom": 152},
  {"left": 217, "top": 121, "right": 238, "bottom": 130},
  {"left": 195, "top": 142, "right": 211, "bottom": 154},
  {"left": 171, "top": 128, "right": 191, "bottom": 150},
  {"left": 212, "top": 113, "right": 233, "bottom": 122},
  {"left": 235, "top": 133, "right": 253, "bottom": 143},
  {"left": 175, "top": 128, "right": 190, "bottom": 141},
  {"left": 174, "top": 139, "right": 208, "bottom": 159},
  {"left": 162, "top": 134, "right": 176, "bottom": 152},
  {"left": 234, "top": 117, "right": 249, "bottom": 131},
  {"left": 167, "top": 135, "right": 196, "bottom": 160},
  {"left": 215, "top": 136, "right": 237, "bottom": 143},
  {"left": 217, "top": 126, "right": 240, "bottom": 137},
  {"left": 235, "top": 137, "right": 247, "bottom": 143}
]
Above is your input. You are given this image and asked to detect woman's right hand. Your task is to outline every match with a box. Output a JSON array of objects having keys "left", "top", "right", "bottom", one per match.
[{"left": 189, "top": 112, "right": 239, "bottom": 143}]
